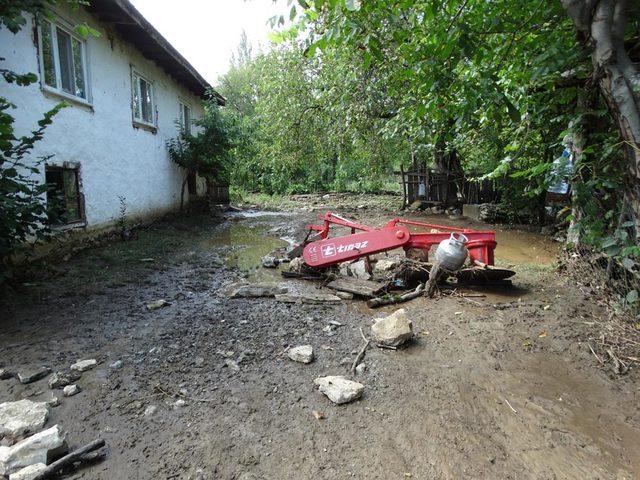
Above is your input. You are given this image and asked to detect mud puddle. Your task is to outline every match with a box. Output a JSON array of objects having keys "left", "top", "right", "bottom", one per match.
[{"left": 201, "top": 221, "right": 289, "bottom": 282}]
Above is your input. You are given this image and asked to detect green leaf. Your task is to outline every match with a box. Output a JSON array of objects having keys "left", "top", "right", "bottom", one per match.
[{"left": 626, "top": 290, "right": 638, "bottom": 304}]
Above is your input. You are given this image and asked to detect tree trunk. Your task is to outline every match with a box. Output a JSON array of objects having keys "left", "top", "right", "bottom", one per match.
[{"left": 562, "top": 0, "right": 640, "bottom": 242}]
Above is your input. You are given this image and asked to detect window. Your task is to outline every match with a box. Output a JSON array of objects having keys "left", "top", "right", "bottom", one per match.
[
  {"left": 45, "top": 166, "right": 84, "bottom": 225},
  {"left": 178, "top": 102, "right": 192, "bottom": 134},
  {"left": 132, "top": 71, "right": 155, "bottom": 126},
  {"left": 38, "top": 18, "right": 88, "bottom": 101}
]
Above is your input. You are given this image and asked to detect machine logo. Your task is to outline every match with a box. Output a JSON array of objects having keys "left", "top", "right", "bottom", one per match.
[
  {"left": 320, "top": 241, "right": 369, "bottom": 258},
  {"left": 321, "top": 244, "right": 337, "bottom": 258}
]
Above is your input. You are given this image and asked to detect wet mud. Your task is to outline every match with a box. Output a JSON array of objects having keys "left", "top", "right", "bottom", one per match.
[{"left": 0, "top": 203, "right": 638, "bottom": 480}]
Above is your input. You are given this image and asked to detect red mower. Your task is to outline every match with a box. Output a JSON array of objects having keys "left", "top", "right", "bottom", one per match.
[{"left": 294, "top": 212, "right": 515, "bottom": 284}]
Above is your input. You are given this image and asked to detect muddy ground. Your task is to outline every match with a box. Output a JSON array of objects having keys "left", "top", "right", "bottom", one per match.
[{"left": 1, "top": 194, "right": 639, "bottom": 480}]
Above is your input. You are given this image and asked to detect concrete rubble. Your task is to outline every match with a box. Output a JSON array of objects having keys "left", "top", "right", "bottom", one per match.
[
  {"left": 314, "top": 376, "right": 364, "bottom": 404},
  {"left": 287, "top": 345, "right": 314, "bottom": 364},
  {"left": 346, "top": 260, "right": 371, "bottom": 280},
  {"left": 16, "top": 368, "right": 51, "bottom": 385},
  {"left": 0, "top": 425, "right": 68, "bottom": 476},
  {"left": 373, "top": 259, "right": 400, "bottom": 274},
  {"left": 63, "top": 385, "right": 81, "bottom": 397},
  {"left": 0, "top": 400, "right": 49, "bottom": 440},
  {"left": 229, "top": 283, "right": 288, "bottom": 298},
  {"left": 371, "top": 308, "right": 414, "bottom": 347},
  {"left": 70, "top": 359, "right": 97, "bottom": 372},
  {"left": 48, "top": 371, "right": 81, "bottom": 389}
]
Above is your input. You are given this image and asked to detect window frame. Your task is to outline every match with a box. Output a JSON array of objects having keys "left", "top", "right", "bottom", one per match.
[
  {"left": 131, "top": 69, "right": 156, "bottom": 128},
  {"left": 45, "top": 164, "right": 85, "bottom": 227},
  {"left": 37, "top": 16, "right": 91, "bottom": 105},
  {"left": 178, "top": 100, "right": 192, "bottom": 135}
]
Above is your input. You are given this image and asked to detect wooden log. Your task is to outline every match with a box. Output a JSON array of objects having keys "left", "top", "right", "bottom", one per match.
[
  {"left": 32, "top": 439, "right": 105, "bottom": 480},
  {"left": 367, "top": 283, "right": 425, "bottom": 308},
  {"left": 426, "top": 262, "right": 444, "bottom": 297}
]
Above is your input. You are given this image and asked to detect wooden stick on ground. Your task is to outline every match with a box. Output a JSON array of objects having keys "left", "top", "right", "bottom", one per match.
[
  {"left": 351, "top": 327, "right": 370, "bottom": 374},
  {"left": 32, "top": 439, "right": 105, "bottom": 480},
  {"left": 367, "top": 283, "right": 425, "bottom": 308}
]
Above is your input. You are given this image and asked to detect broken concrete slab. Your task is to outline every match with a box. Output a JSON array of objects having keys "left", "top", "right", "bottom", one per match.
[
  {"left": 287, "top": 345, "right": 314, "bottom": 364},
  {"left": 70, "top": 359, "right": 97, "bottom": 373},
  {"left": 62, "top": 385, "right": 80, "bottom": 397},
  {"left": 275, "top": 293, "right": 341, "bottom": 304},
  {"left": 0, "top": 400, "right": 49, "bottom": 439},
  {"left": 371, "top": 308, "right": 413, "bottom": 348},
  {"left": 48, "top": 371, "right": 81, "bottom": 390},
  {"left": 326, "top": 278, "right": 385, "bottom": 298},
  {"left": 314, "top": 376, "right": 364, "bottom": 405},
  {"left": 229, "top": 283, "right": 288, "bottom": 298},
  {"left": 8, "top": 463, "right": 47, "bottom": 480},
  {"left": 0, "top": 425, "right": 68, "bottom": 476},
  {"left": 16, "top": 368, "right": 51, "bottom": 385}
]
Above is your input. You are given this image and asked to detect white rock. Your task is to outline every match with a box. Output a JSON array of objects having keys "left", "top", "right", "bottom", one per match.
[
  {"left": 0, "top": 400, "right": 49, "bottom": 439},
  {"left": 63, "top": 385, "right": 80, "bottom": 397},
  {"left": 287, "top": 345, "right": 314, "bottom": 364},
  {"left": 347, "top": 260, "right": 371, "bottom": 280},
  {"left": 173, "top": 399, "right": 187, "bottom": 408},
  {"left": 355, "top": 363, "right": 367, "bottom": 375},
  {"left": 109, "top": 360, "right": 123, "bottom": 370},
  {"left": 371, "top": 308, "right": 413, "bottom": 347},
  {"left": 144, "top": 405, "right": 158, "bottom": 416},
  {"left": 373, "top": 259, "right": 400, "bottom": 274},
  {"left": 314, "top": 376, "right": 364, "bottom": 404},
  {"left": 70, "top": 359, "right": 97, "bottom": 372},
  {"left": 9, "top": 463, "right": 47, "bottom": 480},
  {"left": 229, "top": 283, "right": 288, "bottom": 298},
  {"left": 0, "top": 425, "right": 67, "bottom": 476}
]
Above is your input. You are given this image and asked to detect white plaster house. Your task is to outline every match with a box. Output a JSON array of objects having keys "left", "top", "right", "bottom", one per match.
[{"left": 0, "top": 0, "right": 224, "bottom": 231}]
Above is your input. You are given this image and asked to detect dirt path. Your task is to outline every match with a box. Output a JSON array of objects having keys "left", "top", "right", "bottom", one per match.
[{"left": 1, "top": 199, "right": 639, "bottom": 479}]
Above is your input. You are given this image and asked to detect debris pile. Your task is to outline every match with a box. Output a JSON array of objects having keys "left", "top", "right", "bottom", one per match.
[{"left": 0, "top": 361, "right": 106, "bottom": 479}]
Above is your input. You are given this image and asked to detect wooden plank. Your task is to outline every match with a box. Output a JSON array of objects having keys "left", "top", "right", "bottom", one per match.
[{"left": 326, "top": 278, "right": 385, "bottom": 298}]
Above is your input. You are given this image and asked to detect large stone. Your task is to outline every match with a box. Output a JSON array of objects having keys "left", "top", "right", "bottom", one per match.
[
  {"left": 0, "top": 425, "right": 68, "bottom": 476},
  {"left": 0, "top": 369, "right": 13, "bottom": 380},
  {"left": 314, "top": 376, "right": 364, "bottom": 404},
  {"left": 373, "top": 259, "right": 400, "bottom": 274},
  {"left": 229, "top": 283, "right": 288, "bottom": 298},
  {"left": 9, "top": 463, "right": 47, "bottom": 480},
  {"left": 371, "top": 308, "right": 413, "bottom": 347},
  {"left": 287, "top": 345, "right": 314, "bottom": 364},
  {"left": 48, "top": 371, "right": 81, "bottom": 389},
  {"left": 0, "top": 400, "right": 49, "bottom": 439},
  {"left": 70, "top": 359, "right": 97, "bottom": 372},
  {"left": 16, "top": 368, "right": 51, "bottom": 385},
  {"left": 347, "top": 260, "right": 371, "bottom": 280}
]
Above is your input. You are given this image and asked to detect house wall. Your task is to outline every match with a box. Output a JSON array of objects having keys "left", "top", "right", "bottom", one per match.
[{"left": 0, "top": 5, "right": 207, "bottom": 230}]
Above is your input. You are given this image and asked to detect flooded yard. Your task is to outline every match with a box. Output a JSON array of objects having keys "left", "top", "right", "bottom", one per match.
[{"left": 1, "top": 197, "right": 638, "bottom": 479}]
